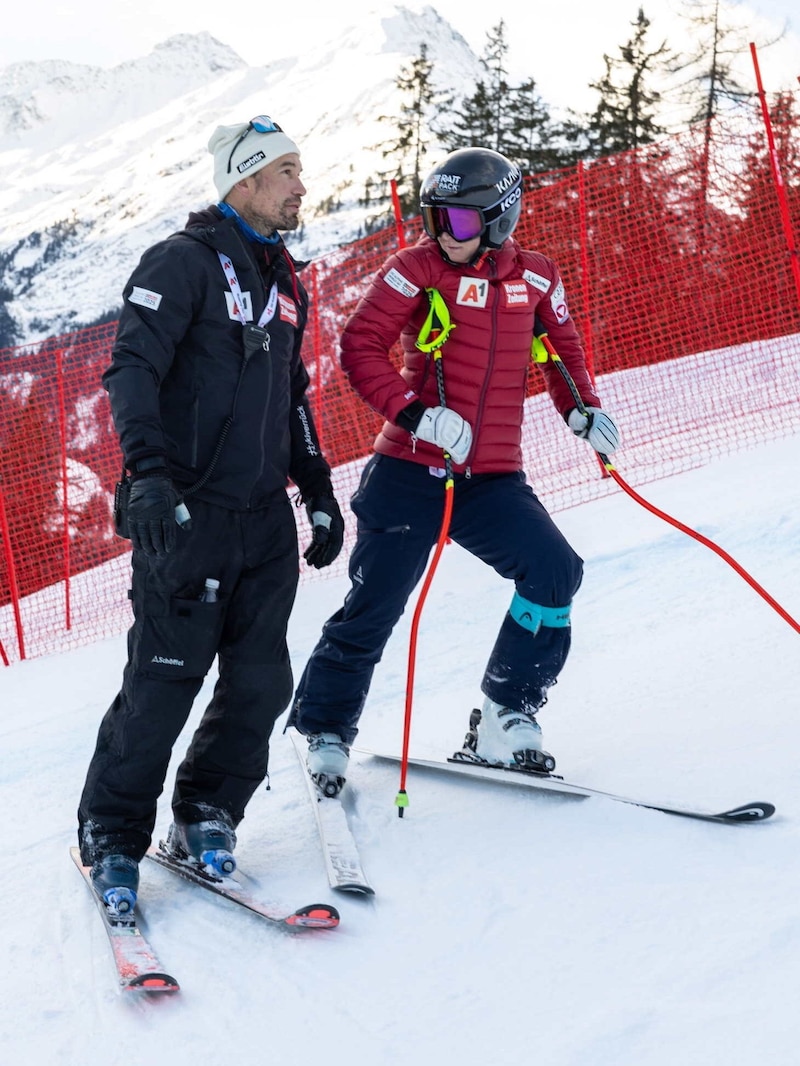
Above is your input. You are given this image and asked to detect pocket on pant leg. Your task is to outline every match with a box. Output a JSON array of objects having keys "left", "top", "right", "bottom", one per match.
[{"left": 138, "top": 594, "right": 226, "bottom": 679}]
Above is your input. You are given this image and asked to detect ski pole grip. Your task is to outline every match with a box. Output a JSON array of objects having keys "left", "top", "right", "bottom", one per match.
[{"left": 535, "top": 332, "right": 612, "bottom": 469}]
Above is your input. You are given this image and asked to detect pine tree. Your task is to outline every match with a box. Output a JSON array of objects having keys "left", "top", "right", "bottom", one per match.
[
  {"left": 436, "top": 80, "right": 496, "bottom": 153},
  {"left": 505, "top": 78, "right": 573, "bottom": 174},
  {"left": 669, "top": 0, "right": 781, "bottom": 237},
  {"left": 672, "top": 0, "right": 755, "bottom": 127},
  {"left": 437, "top": 20, "right": 574, "bottom": 173},
  {"left": 369, "top": 42, "right": 453, "bottom": 226},
  {"left": 583, "top": 8, "right": 671, "bottom": 158}
]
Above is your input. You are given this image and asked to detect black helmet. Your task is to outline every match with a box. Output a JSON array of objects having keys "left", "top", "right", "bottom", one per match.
[{"left": 420, "top": 147, "right": 522, "bottom": 249}]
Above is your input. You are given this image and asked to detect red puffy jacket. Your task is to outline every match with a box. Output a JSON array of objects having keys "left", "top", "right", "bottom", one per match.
[{"left": 340, "top": 234, "right": 601, "bottom": 474}]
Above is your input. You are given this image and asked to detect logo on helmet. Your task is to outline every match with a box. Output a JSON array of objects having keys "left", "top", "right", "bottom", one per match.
[
  {"left": 495, "top": 167, "right": 521, "bottom": 194},
  {"left": 432, "top": 173, "right": 462, "bottom": 194},
  {"left": 499, "top": 187, "right": 522, "bottom": 212}
]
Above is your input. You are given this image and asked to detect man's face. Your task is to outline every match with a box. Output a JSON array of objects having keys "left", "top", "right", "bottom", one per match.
[{"left": 238, "top": 154, "right": 306, "bottom": 235}]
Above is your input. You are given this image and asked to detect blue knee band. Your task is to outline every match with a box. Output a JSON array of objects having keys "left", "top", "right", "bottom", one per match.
[{"left": 510, "top": 592, "right": 571, "bottom": 633}]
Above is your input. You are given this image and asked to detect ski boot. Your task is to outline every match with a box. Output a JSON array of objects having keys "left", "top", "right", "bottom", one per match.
[
  {"left": 91, "top": 853, "right": 139, "bottom": 915},
  {"left": 453, "top": 701, "right": 556, "bottom": 774},
  {"left": 307, "top": 732, "right": 350, "bottom": 798},
  {"left": 166, "top": 817, "right": 237, "bottom": 876}
]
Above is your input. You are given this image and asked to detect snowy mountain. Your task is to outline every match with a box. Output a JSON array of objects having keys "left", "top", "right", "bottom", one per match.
[{"left": 0, "top": 7, "right": 483, "bottom": 347}]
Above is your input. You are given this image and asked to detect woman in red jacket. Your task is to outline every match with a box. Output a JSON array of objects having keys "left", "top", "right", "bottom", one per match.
[{"left": 291, "top": 147, "right": 619, "bottom": 796}]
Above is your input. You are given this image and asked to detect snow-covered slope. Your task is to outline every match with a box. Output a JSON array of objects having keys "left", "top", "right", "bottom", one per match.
[{"left": 2, "top": 432, "right": 799, "bottom": 1064}]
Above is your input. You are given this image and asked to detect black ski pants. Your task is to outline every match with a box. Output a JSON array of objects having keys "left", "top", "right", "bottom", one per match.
[{"left": 78, "top": 495, "right": 298, "bottom": 864}]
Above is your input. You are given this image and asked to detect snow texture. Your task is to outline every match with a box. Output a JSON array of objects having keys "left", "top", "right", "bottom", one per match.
[{"left": 2, "top": 431, "right": 798, "bottom": 1064}]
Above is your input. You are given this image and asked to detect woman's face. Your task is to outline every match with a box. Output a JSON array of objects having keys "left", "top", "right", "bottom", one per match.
[{"left": 436, "top": 233, "right": 481, "bottom": 264}]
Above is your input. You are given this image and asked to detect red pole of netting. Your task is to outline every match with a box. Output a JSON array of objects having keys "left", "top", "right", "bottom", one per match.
[
  {"left": 0, "top": 484, "right": 25, "bottom": 661},
  {"left": 55, "top": 348, "right": 72, "bottom": 629},
  {"left": 390, "top": 179, "right": 407, "bottom": 249},
  {"left": 0, "top": 637, "right": 9, "bottom": 667},
  {"left": 576, "top": 159, "right": 596, "bottom": 379},
  {"left": 750, "top": 42, "right": 800, "bottom": 310}
]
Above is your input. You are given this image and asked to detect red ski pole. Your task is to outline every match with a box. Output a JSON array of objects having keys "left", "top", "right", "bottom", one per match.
[
  {"left": 535, "top": 332, "right": 800, "bottom": 636},
  {"left": 396, "top": 344, "right": 455, "bottom": 817}
]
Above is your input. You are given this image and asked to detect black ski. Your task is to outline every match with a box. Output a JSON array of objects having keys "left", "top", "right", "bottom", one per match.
[
  {"left": 146, "top": 843, "right": 341, "bottom": 928},
  {"left": 289, "top": 730, "right": 375, "bottom": 895},
  {"left": 70, "top": 847, "right": 179, "bottom": 994},
  {"left": 355, "top": 750, "right": 776, "bottom": 824}
]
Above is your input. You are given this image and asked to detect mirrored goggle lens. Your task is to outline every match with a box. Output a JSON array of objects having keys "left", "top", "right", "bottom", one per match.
[
  {"left": 250, "top": 115, "right": 283, "bottom": 134},
  {"left": 422, "top": 205, "right": 484, "bottom": 242}
]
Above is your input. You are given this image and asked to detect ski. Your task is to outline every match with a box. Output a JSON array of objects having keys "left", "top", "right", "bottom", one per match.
[
  {"left": 70, "top": 847, "right": 179, "bottom": 994},
  {"left": 290, "top": 730, "right": 375, "bottom": 895},
  {"left": 146, "top": 843, "right": 341, "bottom": 928},
  {"left": 355, "top": 750, "right": 776, "bottom": 825}
]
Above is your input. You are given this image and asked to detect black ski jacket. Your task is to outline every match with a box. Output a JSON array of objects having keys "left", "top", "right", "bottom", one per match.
[{"left": 103, "top": 206, "right": 331, "bottom": 509}]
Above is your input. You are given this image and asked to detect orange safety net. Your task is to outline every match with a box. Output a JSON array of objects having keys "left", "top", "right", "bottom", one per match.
[{"left": 2, "top": 104, "right": 799, "bottom": 665}]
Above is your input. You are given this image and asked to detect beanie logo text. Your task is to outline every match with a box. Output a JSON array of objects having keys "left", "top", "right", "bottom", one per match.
[{"left": 237, "top": 150, "right": 267, "bottom": 175}]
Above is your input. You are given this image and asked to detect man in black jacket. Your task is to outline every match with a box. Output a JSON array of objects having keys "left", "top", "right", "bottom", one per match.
[{"left": 77, "top": 115, "right": 344, "bottom": 912}]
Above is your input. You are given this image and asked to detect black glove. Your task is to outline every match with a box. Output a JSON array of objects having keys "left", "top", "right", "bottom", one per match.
[
  {"left": 303, "top": 494, "right": 344, "bottom": 569},
  {"left": 128, "top": 474, "right": 179, "bottom": 556}
]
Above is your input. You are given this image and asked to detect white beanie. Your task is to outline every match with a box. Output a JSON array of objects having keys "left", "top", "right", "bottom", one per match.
[{"left": 208, "top": 117, "right": 300, "bottom": 200}]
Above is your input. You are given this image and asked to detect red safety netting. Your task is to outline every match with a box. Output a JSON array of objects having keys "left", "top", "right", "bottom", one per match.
[{"left": 2, "top": 100, "right": 799, "bottom": 666}]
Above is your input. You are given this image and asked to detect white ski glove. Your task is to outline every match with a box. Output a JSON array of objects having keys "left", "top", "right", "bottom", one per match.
[
  {"left": 567, "top": 407, "right": 620, "bottom": 454},
  {"left": 415, "top": 406, "right": 473, "bottom": 464}
]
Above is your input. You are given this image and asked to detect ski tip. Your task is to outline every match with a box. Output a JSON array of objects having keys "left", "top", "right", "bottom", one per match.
[
  {"left": 124, "top": 972, "right": 181, "bottom": 993},
  {"left": 717, "top": 802, "right": 776, "bottom": 822},
  {"left": 285, "top": 904, "right": 341, "bottom": 929}
]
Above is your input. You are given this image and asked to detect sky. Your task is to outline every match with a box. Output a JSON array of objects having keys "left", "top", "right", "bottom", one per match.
[
  {"left": 2, "top": 417, "right": 799, "bottom": 1063},
  {"left": 2, "top": 0, "right": 798, "bottom": 115}
]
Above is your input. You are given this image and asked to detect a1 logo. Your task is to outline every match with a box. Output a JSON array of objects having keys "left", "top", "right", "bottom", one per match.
[{"left": 456, "top": 277, "right": 489, "bottom": 307}]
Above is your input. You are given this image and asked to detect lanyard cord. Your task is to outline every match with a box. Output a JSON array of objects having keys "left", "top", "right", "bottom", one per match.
[
  {"left": 217, "top": 252, "right": 278, "bottom": 328},
  {"left": 178, "top": 254, "right": 271, "bottom": 498}
]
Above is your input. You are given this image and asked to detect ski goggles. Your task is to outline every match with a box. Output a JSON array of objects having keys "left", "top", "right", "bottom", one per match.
[
  {"left": 226, "top": 115, "right": 285, "bottom": 173},
  {"left": 421, "top": 204, "right": 485, "bottom": 242}
]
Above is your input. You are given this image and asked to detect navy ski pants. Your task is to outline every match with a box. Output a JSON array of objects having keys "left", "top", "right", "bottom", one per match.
[{"left": 292, "top": 455, "right": 583, "bottom": 744}]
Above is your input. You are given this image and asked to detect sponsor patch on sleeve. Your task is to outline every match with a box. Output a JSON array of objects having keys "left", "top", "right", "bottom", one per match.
[
  {"left": 550, "top": 279, "right": 570, "bottom": 324},
  {"left": 522, "top": 269, "right": 551, "bottom": 293},
  {"left": 384, "top": 267, "right": 420, "bottom": 298},
  {"left": 129, "top": 286, "right": 163, "bottom": 311},
  {"left": 278, "top": 293, "right": 299, "bottom": 326}
]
